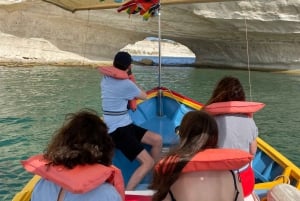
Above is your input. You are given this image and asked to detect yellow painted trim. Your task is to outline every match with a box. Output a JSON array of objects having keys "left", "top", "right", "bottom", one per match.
[
  {"left": 163, "top": 93, "right": 203, "bottom": 110},
  {"left": 256, "top": 137, "right": 300, "bottom": 189},
  {"left": 255, "top": 179, "right": 283, "bottom": 190},
  {"left": 12, "top": 175, "right": 40, "bottom": 201},
  {"left": 138, "top": 90, "right": 203, "bottom": 110}
]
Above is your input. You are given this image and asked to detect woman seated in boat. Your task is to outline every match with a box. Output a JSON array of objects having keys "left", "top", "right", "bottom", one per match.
[
  {"left": 150, "top": 110, "right": 252, "bottom": 201},
  {"left": 205, "top": 76, "right": 264, "bottom": 200},
  {"left": 22, "top": 109, "right": 124, "bottom": 201}
]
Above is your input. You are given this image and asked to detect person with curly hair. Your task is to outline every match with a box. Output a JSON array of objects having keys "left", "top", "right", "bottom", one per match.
[{"left": 29, "top": 109, "right": 123, "bottom": 201}]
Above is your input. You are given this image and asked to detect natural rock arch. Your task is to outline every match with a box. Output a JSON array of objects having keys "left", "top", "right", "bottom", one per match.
[{"left": 0, "top": 0, "right": 300, "bottom": 70}]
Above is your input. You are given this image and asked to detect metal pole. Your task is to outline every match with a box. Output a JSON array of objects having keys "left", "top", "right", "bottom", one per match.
[
  {"left": 158, "top": 3, "right": 163, "bottom": 116},
  {"left": 158, "top": 6, "right": 162, "bottom": 88}
]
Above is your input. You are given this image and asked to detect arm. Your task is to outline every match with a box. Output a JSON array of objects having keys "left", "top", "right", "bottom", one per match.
[
  {"left": 127, "top": 69, "right": 147, "bottom": 100},
  {"left": 249, "top": 138, "right": 257, "bottom": 155},
  {"left": 249, "top": 119, "right": 258, "bottom": 155},
  {"left": 136, "top": 89, "right": 147, "bottom": 100}
]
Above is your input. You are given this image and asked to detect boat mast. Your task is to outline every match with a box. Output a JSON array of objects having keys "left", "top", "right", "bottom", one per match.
[
  {"left": 158, "top": 6, "right": 162, "bottom": 88},
  {"left": 157, "top": 2, "right": 163, "bottom": 116}
]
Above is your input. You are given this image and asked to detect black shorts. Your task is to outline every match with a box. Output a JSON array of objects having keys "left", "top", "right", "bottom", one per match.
[{"left": 110, "top": 123, "right": 147, "bottom": 161}]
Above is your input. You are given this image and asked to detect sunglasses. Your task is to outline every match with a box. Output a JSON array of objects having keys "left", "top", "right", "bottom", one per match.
[{"left": 175, "top": 126, "right": 180, "bottom": 135}]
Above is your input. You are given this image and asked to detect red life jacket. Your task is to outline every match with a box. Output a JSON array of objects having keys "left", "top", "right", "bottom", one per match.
[
  {"left": 182, "top": 149, "right": 253, "bottom": 172},
  {"left": 22, "top": 154, "right": 125, "bottom": 200},
  {"left": 98, "top": 66, "right": 137, "bottom": 111},
  {"left": 156, "top": 149, "right": 253, "bottom": 200},
  {"left": 204, "top": 101, "right": 265, "bottom": 117},
  {"left": 156, "top": 148, "right": 253, "bottom": 173}
]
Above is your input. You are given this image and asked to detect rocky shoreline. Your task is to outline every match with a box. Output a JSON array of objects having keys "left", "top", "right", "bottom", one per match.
[
  {"left": 1, "top": 32, "right": 299, "bottom": 74},
  {"left": 1, "top": 60, "right": 299, "bottom": 75},
  {"left": 1, "top": 0, "right": 300, "bottom": 71}
]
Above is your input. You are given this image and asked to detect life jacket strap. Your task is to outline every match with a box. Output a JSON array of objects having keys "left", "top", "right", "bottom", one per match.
[
  {"left": 103, "top": 110, "right": 128, "bottom": 116},
  {"left": 230, "top": 170, "right": 240, "bottom": 201}
]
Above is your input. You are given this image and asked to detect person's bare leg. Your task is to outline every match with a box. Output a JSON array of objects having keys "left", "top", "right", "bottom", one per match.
[
  {"left": 141, "top": 131, "right": 162, "bottom": 162},
  {"left": 126, "top": 150, "right": 154, "bottom": 190}
]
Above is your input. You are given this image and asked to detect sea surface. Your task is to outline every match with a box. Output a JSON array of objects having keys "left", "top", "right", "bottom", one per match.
[
  {"left": 0, "top": 65, "right": 299, "bottom": 201},
  {"left": 131, "top": 55, "right": 196, "bottom": 65}
]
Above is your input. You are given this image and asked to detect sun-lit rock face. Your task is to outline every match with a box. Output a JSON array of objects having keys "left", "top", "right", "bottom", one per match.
[
  {"left": 122, "top": 38, "right": 196, "bottom": 58},
  {"left": 0, "top": 0, "right": 299, "bottom": 70}
]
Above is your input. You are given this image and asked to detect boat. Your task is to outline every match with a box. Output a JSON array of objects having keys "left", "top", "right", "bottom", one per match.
[
  {"left": 12, "top": 0, "right": 300, "bottom": 201},
  {"left": 13, "top": 86, "right": 300, "bottom": 201},
  {"left": 123, "top": 87, "right": 300, "bottom": 201}
]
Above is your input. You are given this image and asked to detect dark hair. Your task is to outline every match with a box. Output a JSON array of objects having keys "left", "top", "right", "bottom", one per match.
[
  {"left": 43, "top": 109, "right": 114, "bottom": 168},
  {"left": 150, "top": 110, "right": 218, "bottom": 201},
  {"left": 206, "top": 76, "right": 246, "bottom": 105},
  {"left": 113, "top": 51, "right": 132, "bottom": 71}
]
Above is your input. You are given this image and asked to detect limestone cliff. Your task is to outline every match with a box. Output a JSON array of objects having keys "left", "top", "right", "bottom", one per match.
[{"left": 0, "top": 0, "right": 299, "bottom": 70}]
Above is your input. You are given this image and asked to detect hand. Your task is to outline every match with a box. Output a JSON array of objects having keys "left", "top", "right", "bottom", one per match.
[{"left": 127, "top": 68, "right": 132, "bottom": 76}]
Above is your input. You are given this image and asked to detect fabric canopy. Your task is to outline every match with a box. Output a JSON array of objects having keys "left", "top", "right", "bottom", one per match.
[{"left": 43, "top": 0, "right": 239, "bottom": 12}]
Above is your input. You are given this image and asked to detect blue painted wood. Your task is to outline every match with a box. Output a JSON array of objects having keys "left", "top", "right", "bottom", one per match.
[
  {"left": 253, "top": 150, "right": 283, "bottom": 183},
  {"left": 112, "top": 88, "right": 284, "bottom": 190}
]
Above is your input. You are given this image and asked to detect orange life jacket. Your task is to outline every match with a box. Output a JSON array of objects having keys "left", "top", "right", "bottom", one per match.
[
  {"left": 98, "top": 66, "right": 137, "bottom": 111},
  {"left": 182, "top": 149, "right": 253, "bottom": 172},
  {"left": 157, "top": 148, "right": 253, "bottom": 172},
  {"left": 22, "top": 154, "right": 125, "bottom": 201},
  {"left": 204, "top": 101, "right": 265, "bottom": 117}
]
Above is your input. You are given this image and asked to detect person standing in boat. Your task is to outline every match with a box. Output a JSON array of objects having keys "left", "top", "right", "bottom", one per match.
[
  {"left": 150, "top": 110, "right": 247, "bottom": 201},
  {"left": 100, "top": 51, "right": 162, "bottom": 190},
  {"left": 205, "top": 76, "right": 259, "bottom": 200},
  {"left": 26, "top": 109, "right": 124, "bottom": 201}
]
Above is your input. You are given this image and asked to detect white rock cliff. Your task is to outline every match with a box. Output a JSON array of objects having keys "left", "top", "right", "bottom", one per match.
[{"left": 0, "top": 0, "right": 299, "bottom": 71}]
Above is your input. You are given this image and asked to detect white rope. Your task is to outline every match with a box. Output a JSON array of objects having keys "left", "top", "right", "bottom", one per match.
[
  {"left": 274, "top": 175, "right": 291, "bottom": 184},
  {"left": 244, "top": 10, "right": 252, "bottom": 101}
]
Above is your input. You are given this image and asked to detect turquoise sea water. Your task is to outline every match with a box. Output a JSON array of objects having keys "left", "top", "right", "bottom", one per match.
[
  {"left": 131, "top": 55, "right": 196, "bottom": 65},
  {"left": 0, "top": 65, "right": 299, "bottom": 201}
]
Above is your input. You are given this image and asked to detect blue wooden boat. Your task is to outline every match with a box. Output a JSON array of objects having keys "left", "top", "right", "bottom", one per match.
[
  {"left": 114, "top": 86, "right": 300, "bottom": 200},
  {"left": 13, "top": 86, "right": 300, "bottom": 201}
]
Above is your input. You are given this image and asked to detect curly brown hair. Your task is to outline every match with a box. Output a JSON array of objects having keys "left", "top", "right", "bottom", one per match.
[
  {"left": 149, "top": 111, "right": 218, "bottom": 201},
  {"left": 43, "top": 109, "right": 114, "bottom": 168},
  {"left": 206, "top": 76, "right": 246, "bottom": 105}
]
